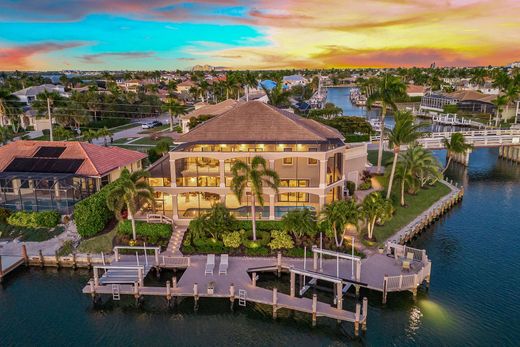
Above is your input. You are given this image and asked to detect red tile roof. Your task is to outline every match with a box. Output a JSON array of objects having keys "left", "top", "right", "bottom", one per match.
[{"left": 0, "top": 140, "right": 146, "bottom": 177}]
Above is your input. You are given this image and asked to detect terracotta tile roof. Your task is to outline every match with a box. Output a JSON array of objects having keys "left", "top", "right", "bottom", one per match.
[
  {"left": 0, "top": 140, "right": 146, "bottom": 177},
  {"left": 406, "top": 85, "right": 427, "bottom": 94},
  {"left": 176, "top": 101, "right": 344, "bottom": 143},
  {"left": 447, "top": 90, "right": 497, "bottom": 103},
  {"left": 180, "top": 99, "right": 238, "bottom": 120}
]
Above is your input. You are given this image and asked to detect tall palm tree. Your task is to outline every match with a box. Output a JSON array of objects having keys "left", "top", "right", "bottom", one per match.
[
  {"left": 106, "top": 168, "right": 154, "bottom": 240},
  {"left": 162, "top": 97, "right": 188, "bottom": 131},
  {"left": 442, "top": 133, "right": 473, "bottom": 172},
  {"left": 243, "top": 71, "right": 258, "bottom": 102},
  {"left": 385, "top": 111, "right": 425, "bottom": 199},
  {"left": 470, "top": 68, "right": 486, "bottom": 87},
  {"left": 0, "top": 90, "right": 20, "bottom": 131},
  {"left": 503, "top": 84, "right": 519, "bottom": 117},
  {"left": 281, "top": 208, "right": 317, "bottom": 240},
  {"left": 492, "top": 95, "right": 508, "bottom": 127},
  {"left": 361, "top": 192, "right": 392, "bottom": 241},
  {"left": 366, "top": 73, "right": 407, "bottom": 173},
  {"left": 230, "top": 156, "right": 280, "bottom": 241},
  {"left": 33, "top": 90, "right": 64, "bottom": 141},
  {"left": 320, "top": 199, "right": 360, "bottom": 247}
]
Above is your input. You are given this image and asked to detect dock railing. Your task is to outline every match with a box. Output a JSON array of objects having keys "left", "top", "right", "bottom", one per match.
[
  {"left": 113, "top": 245, "right": 161, "bottom": 265},
  {"left": 145, "top": 213, "right": 173, "bottom": 224}
]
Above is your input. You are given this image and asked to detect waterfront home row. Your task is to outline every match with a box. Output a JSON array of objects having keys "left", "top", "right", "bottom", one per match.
[
  {"left": 0, "top": 141, "right": 146, "bottom": 214},
  {"left": 148, "top": 101, "right": 367, "bottom": 224}
]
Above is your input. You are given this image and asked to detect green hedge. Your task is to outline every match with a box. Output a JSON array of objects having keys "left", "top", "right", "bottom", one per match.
[
  {"left": 7, "top": 211, "right": 60, "bottom": 228},
  {"left": 74, "top": 180, "right": 120, "bottom": 238},
  {"left": 0, "top": 207, "right": 11, "bottom": 224},
  {"left": 118, "top": 220, "right": 172, "bottom": 244},
  {"left": 235, "top": 220, "right": 284, "bottom": 232}
]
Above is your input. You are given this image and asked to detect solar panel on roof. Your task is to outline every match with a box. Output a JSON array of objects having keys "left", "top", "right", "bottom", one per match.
[
  {"left": 4, "top": 158, "right": 84, "bottom": 174},
  {"left": 34, "top": 146, "right": 66, "bottom": 158}
]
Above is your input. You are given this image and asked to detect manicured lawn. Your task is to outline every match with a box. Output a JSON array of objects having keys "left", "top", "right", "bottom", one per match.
[
  {"left": 0, "top": 223, "right": 65, "bottom": 242},
  {"left": 131, "top": 136, "right": 170, "bottom": 145},
  {"left": 77, "top": 227, "right": 117, "bottom": 253},
  {"left": 112, "top": 137, "right": 134, "bottom": 144},
  {"left": 371, "top": 176, "right": 451, "bottom": 242},
  {"left": 109, "top": 123, "right": 140, "bottom": 131},
  {"left": 367, "top": 150, "right": 393, "bottom": 166},
  {"left": 138, "top": 124, "right": 169, "bottom": 134}
]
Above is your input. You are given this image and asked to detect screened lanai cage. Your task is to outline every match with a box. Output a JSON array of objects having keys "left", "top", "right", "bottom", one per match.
[{"left": 0, "top": 173, "right": 98, "bottom": 214}]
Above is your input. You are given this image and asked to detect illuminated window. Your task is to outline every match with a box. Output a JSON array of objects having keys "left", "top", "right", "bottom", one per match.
[{"left": 283, "top": 157, "right": 293, "bottom": 165}]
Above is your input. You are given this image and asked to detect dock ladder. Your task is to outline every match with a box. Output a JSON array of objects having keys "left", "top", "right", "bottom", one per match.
[
  {"left": 238, "top": 289, "right": 247, "bottom": 307},
  {"left": 112, "top": 284, "right": 121, "bottom": 301}
]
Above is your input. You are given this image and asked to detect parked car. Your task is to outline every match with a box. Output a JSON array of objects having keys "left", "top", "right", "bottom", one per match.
[{"left": 141, "top": 120, "right": 163, "bottom": 129}]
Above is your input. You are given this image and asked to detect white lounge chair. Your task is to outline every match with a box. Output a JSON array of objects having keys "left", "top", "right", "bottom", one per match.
[
  {"left": 219, "top": 254, "right": 229, "bottom": 275},
  {"left": 205, "top": 254, "right": 215, "bottom": 276}
]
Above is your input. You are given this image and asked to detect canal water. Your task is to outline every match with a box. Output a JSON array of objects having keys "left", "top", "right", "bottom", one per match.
[{"left": 1, "top": 90, "right": 519, "bottom": 346}]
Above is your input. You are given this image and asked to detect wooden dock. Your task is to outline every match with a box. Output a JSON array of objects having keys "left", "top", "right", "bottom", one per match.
[{"left": 0, "top": 255, "right": 25, "bottom": 282}]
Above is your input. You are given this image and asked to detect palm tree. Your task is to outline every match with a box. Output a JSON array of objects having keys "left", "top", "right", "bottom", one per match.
[
  {"left": 53, "top": 126, "right": 74, "bottom": 141},
  {"left": 281, "top": 208, "right": 317, "bottom": 240},
  {"left": 33, "top": 90, "right": 64, "bottom": 141},
  {"left": 261, "top": 80, "right": 291, "bottom": 107},
  {"left": 106, "top": 168, "right": 154, "bottom": 240},
  {"left": 230, "top": 156, "right": 280, "bottom": 241},
  {"left": 81, "top": 129, "right": 99, "bottom": 143},
  {"left": 361, "top": 192, "right": 391, "bottom": 241},
  {"left": 503, "top": 84, "right": 519, "bottom": 117},
  {"left": 320, "top": 199, "right": 360, "bottom": 247},
  {"left": 243, "top": 71, "right": 258, "bottom": 101},
  {"left": 0, "top": 90, "right": 20, "bottom": 131},
  {"left": 162, "top": 97, "right": 188, "bottom": 131},
  {"left": 492, "top": 95, "right": 508, "bottom": 127},
  {"left": 0, "top": 126, "right": 13, "bottom": 144},
  {"left": 470, "top": 68, "right": 486, "bottom": 87},
  {"left": 366, "top": 73, "right": 407, "bottom": 173},
  {"left": 385, "top": 111, "right": 425, "bottom": 199},
  {"left": 442, "top": 133, "right": 473, "bottom": 172},
  {"left": 97, "top": 127, "right": 113, "bottom": 146},
  {"left": 401, "top": 145, "right": 442, "bottom": 189}
]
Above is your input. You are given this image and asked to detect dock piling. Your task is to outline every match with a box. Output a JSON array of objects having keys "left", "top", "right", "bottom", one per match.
[
  {"left": 0, "top": 256, "right": 3, "bottom": 282},
  {"left": 193, "top": 283, "right": 199, "bottom": 311},
  {"left": 22, "top": 244, "right": 28, "bottom": 265},
  {"left": 354, "top": 302, "right": 361, "bottom": 336},
  {"left": 290, "top": 271, "right": 295, "bottom": 297},
  {"left": 229, "top": 283, "right": 235, "bottom": 311},
  {"left": 362, "top": 297, "right": 368, "bottom": 333},
  {"left": 38, "top": 250, "right": 44, "bottom": 268},
  {"left": 311, "top": 293, "right": 317, "bottom": 327},
  {"left": 272, "top": 287, "right": 278, "bottom": 319},
  {"left": 276, "top": 252, "right": 282, "bottom": 277}
]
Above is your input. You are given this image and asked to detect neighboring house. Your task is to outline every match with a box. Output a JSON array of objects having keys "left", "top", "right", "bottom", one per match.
[
  {"left": 176, "top": 80, "right": 196, "bottom": 93},
  {"left": 406, "top": 85, "right": 428, "bottom": 98},
  {"left": 179, "top": 99, "right": 238, "bottom": 133},
  {"left": 12, "top": 84, "right": 67, "bottom": 104},
  {"left": 420, "top": 90, "right": 497, "bottom": 114},
  {"left": 147, "top": 101, "right": 367, "bottom": 224},
  {"left": 116, "top": 79, "right": 140, "bottom": 92},
  {"left": 0, "top": 141, "right": 146, "bottom": 214},
  {"left": 282, "top": 74, "right": 308, "bottom": 89}
]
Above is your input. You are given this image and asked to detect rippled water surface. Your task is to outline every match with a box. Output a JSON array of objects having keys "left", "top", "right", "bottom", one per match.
[{"left": 1, "top": 95, "right": 520, "bottom": 346}]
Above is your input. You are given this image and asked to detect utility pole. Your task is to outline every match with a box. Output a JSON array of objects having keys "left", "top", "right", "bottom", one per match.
[{"left": 47, "top": 97, "right": 53, "bottom": 141}]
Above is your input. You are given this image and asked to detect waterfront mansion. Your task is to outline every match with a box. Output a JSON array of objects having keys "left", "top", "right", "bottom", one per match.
[{"left": 148, "top": 101, "right": 367, "bottom": 224}]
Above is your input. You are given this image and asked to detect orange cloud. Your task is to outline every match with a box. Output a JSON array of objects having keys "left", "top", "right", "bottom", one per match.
[{"left": 0, "top": 42, "right": 86, "bottom": 70}]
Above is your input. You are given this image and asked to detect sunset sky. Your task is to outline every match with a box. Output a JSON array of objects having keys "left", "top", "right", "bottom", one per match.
[{"left": 0, "top": 0, "right": 519, "bottom": 70}]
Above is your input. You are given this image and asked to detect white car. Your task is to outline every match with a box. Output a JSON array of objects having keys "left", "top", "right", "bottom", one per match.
[{"left": 141, "top": 120, "right": 162, "bottom": 129}]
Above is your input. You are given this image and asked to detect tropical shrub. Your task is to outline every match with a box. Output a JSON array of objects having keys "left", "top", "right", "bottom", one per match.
[
  {"left": 242, "top": 229, "right": 271, "bottom": 248},
  {"left": 358, "top": 181, "right": 372, "bottom": 190},
  {"left": 346, "top": 181, "right": 356, "bottom": 196},
  {"left": 222, "top": 231, "right": 242, "bottom": 248},
  {"left": 268, "top": 230, "right": 294, "bottom": 250},
  {"left": 74, "top": 179, "right": 121, "bottom": 238},
  {"left": 7, "top": 210, "right": 60, "bottom": 228},
  {"left": 0, "top": 207, "right": 11, "bottom": 223},
  {"left": 118, "top": 221, "right": 172, "bottom": 244}
]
